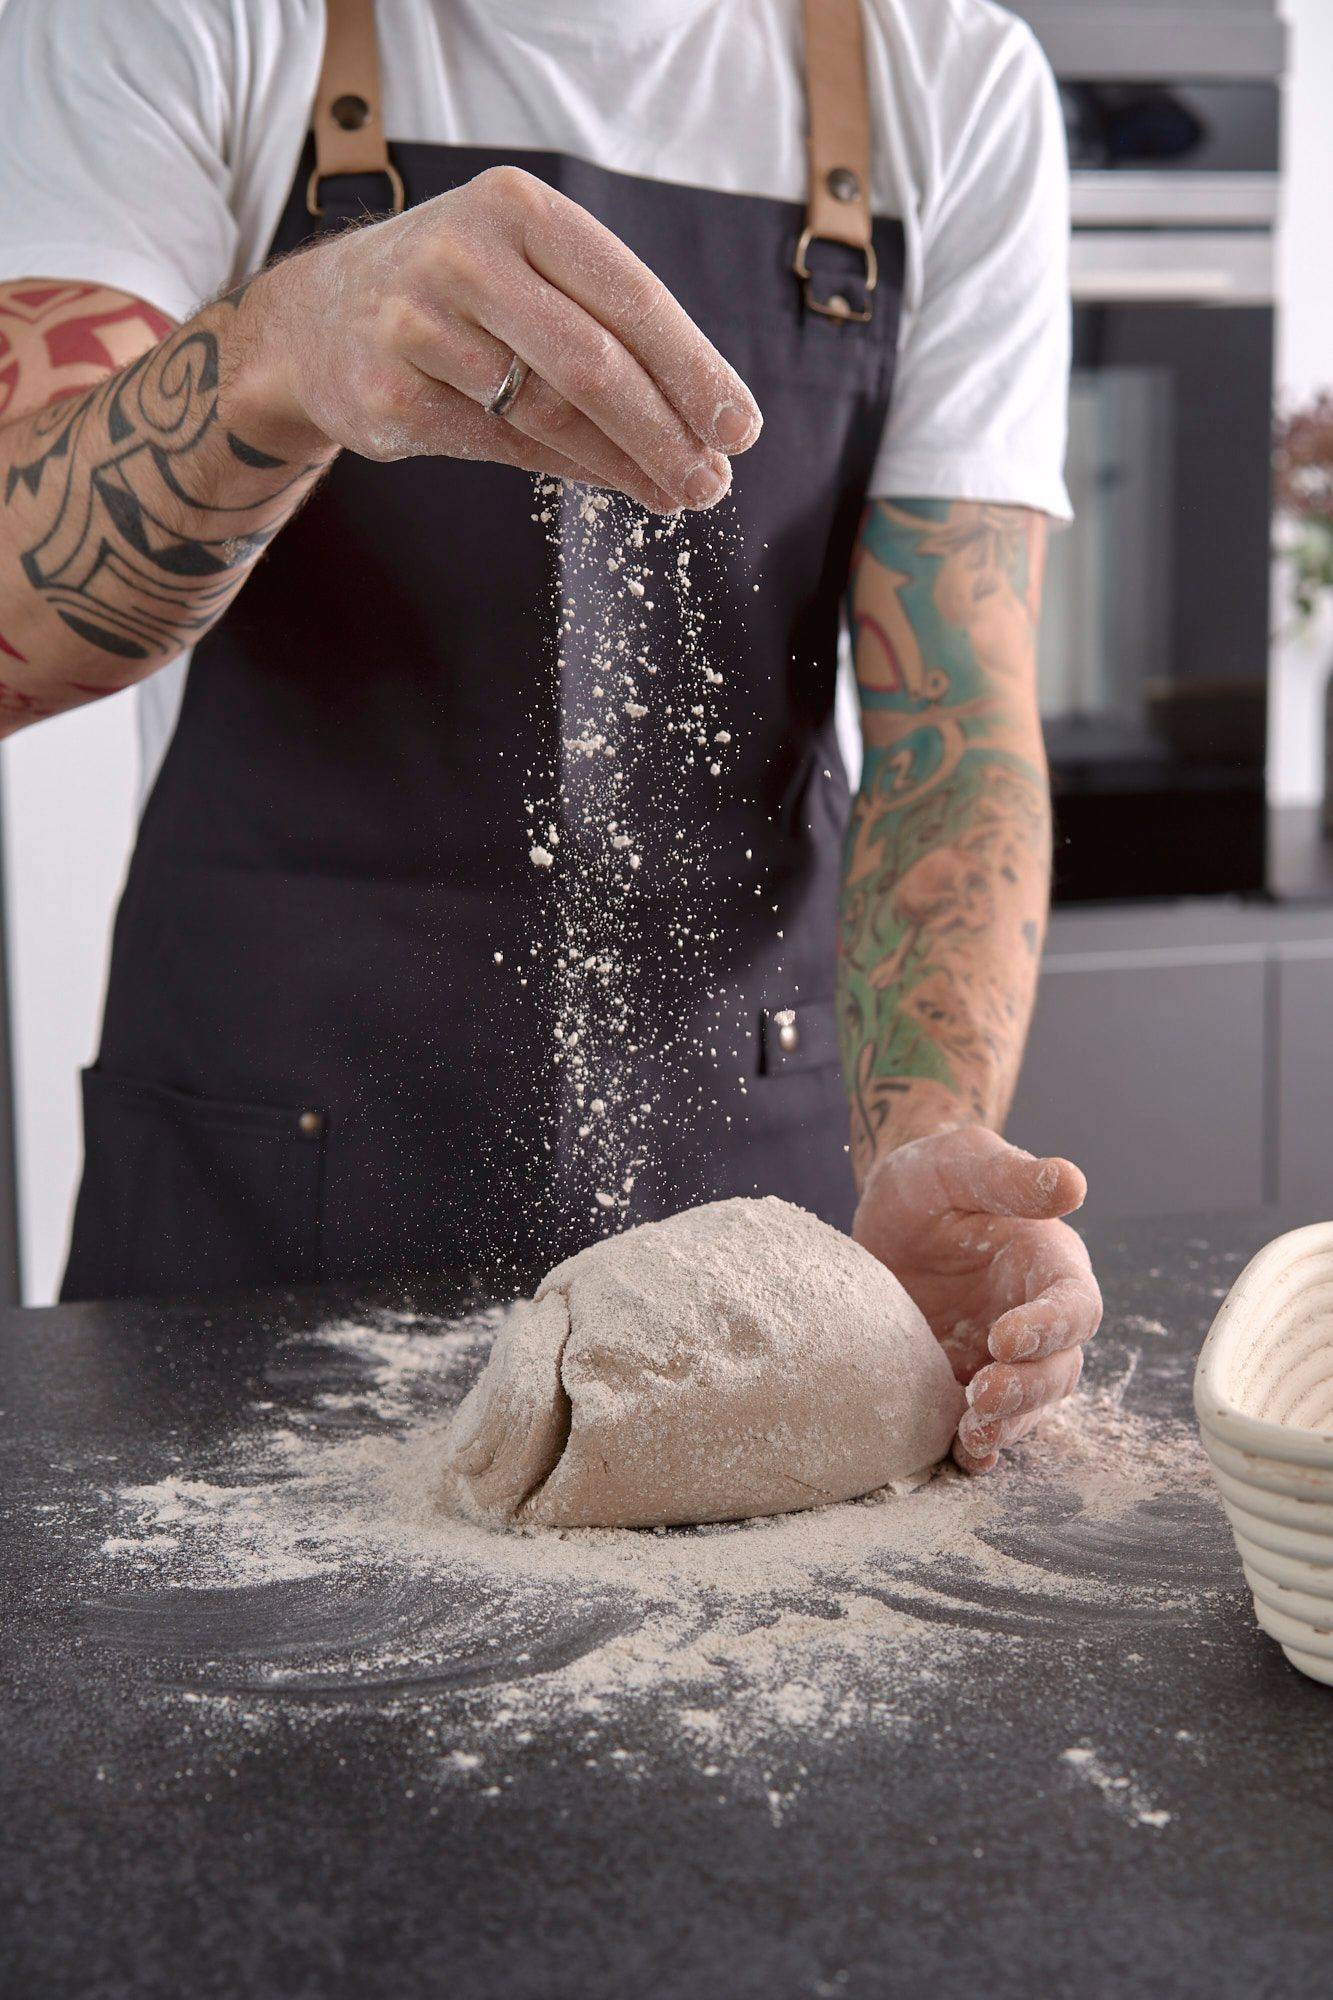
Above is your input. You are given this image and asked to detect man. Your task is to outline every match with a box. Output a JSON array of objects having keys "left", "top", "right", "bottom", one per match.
[{"left": 0, "top": 0, "right": 1100, "bottom": 1471}]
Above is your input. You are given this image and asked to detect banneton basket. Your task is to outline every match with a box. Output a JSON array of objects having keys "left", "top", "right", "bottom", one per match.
[{"left": 1194, "top": 1222, "right": 1333, "bottom": 1686}]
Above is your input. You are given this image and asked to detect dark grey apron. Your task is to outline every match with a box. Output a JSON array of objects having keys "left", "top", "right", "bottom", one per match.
[{"left": 63, "top": 114, "right": 904, "bottom": 1300}]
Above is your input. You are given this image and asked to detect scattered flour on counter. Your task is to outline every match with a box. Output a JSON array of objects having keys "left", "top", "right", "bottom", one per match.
[
  {"left": 1061, "top": 1745, "right": 1174, "bottom": 1830},
  {"left": 87, "top": 1306, "right": 1223, "bottom": 1802},
  {"left": 1119, "top": 1313, "right": 1171, "bottom": 1340},
  {"left": 101, "top": 1533, "right": 179, "bottom": 1559}
]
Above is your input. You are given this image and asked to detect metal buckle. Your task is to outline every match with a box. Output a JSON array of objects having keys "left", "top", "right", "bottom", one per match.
[
  {"left": 792, "top": 228, "right": 877, "bottom": 324},
  {"left": 306, "top": 160, "right": 406, "bottom": 221}
]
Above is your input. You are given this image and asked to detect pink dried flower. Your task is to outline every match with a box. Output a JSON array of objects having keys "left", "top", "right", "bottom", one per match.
[{"left": 1274, "top": 394, "right": 1333, "bottom": 523}]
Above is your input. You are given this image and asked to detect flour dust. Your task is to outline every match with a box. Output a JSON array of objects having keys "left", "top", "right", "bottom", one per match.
[
  {"left": 483, "top": 483, "right": 779, "bottom": 1260},
  {"left": 85, "top": 1305, "right": 1227, "bottom": 1818}
]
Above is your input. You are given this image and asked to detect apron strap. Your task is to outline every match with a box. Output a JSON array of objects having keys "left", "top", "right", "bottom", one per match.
[
  {"left": 795, "top": 0, "right": 878, "bottom": 323},
  {"left": 303, "top": 0, "right": 872, "bottom": 314},
  {"left": 307, "top": 0, "right": 405, "bottom": 227}
]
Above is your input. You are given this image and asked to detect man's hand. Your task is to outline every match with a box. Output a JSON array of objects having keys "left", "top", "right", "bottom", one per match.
[
  {"left": 0, "top": 168, "right": 762, "bottom": 731},
  {"left": 852, "top": 1126, "right": 1102, "bottom": 1474},
  {"left": 253, "top": 165, "right": 762, "bottom": 510}
]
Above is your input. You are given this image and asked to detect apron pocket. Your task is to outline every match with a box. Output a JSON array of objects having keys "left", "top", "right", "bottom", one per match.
[
  {"left": 62, "top": 1069, "right": 327, "bottom": 1301},
  {"left": 741, "top": 999, "right": 855, "bottom": 1229}
]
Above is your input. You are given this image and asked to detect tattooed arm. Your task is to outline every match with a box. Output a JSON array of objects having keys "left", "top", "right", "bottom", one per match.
[
  {"left": 840, "top": 498, "right": 1102, "bottom": 1474},
  {"left": 839, "top": 497, "right": 1051, "bottom": 1170},
  {"left": 0, "top": 174, "right": 763, "bottom": 736},
  {"left": 0, "top": 277, "right": 334, "bottom": 732}
]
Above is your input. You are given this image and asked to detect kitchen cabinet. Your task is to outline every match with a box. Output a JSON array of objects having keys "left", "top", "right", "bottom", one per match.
[
  {"left": 1007, "top": 888, "right": 1333, "bottom": 1220},
  {"left": 1008, "top": 947, "right": 1268, "bottom": 1215},
  {"left": 1274, "top": 943, "right": 1333, "bottom": 1213}
]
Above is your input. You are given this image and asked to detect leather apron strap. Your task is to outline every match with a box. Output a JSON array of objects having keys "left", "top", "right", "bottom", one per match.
[
  {"left": 795, "top": 0, "right": 878, "bottom": 323},
  {"left": 307, "top": 0, "right": 873, "bottom": 315},
  {"left": 307, "top": 0, "right": 404, "bottom": 222}
]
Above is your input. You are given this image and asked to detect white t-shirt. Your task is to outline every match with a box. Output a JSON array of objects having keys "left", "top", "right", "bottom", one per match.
[{"left": 0, "top": 0, "right": 1071, "bottom": 775}]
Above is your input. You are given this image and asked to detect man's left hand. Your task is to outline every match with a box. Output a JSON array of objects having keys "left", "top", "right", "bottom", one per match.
[{"left": 852, "top": 1126, "right": 1102, "bottom": 1473}]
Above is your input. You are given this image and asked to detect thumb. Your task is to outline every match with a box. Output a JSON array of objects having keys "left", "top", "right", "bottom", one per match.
[{"left": 939, "top": 1134, "right": 1087, "bottom": 1219}]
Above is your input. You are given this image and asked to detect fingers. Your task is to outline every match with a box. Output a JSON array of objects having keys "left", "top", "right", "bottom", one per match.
[
  {"left": 952, "top": 1433, "right": 1000, "bottom": 1476},
  {"left": 954, "top": 1346, "right": 1085, "bottom": 1473},
  {"left": 395, "top": 309, "right": 680, "bottom": 511},
  {"left": 499, "top": 366, "right": 685, "bottom": 513},
  {"left": 951, "top": 1401, "right": 1046, "bottom": 1476},
  {"left": 931, "top": 1127, "right": 1087, "bottom": 1222},
  {"left": 395, "top": 366, "right": 631, "bottom": 491},
  {"left": 514, "top": 176, "right": 762, "bottom": 458},
  {"left": 293, "top": 166, "right": 761, "bottom": 495},
  {"left": 988, "top": 1273, "right": 1103, "bottom": 1364},
  {"left": 483, "top": 267, "right": 735, "bottom": 510}
]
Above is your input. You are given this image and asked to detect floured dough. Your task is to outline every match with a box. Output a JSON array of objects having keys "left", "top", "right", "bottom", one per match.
[{"left": 439, "top": 1195, "right": 965, "bottom": 1530}]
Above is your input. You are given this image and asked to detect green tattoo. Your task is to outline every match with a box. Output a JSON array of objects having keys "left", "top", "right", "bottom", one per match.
[{"left": 837, "top": 498, "right": 1052, "bottom": 1177}]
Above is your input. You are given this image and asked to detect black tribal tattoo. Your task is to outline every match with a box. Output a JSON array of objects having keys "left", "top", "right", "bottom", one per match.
[{"left": 5, "top": 318, "right": 305, "bottom": 662}]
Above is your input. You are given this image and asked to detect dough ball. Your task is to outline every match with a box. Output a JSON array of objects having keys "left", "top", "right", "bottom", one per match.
[{"left": 439, "top": 1196, "right": 965, "bottom": 1531}]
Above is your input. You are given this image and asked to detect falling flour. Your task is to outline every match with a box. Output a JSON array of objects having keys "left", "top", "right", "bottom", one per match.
[{"left": 481, "top": 481, "right": 778, "bottom": 1251}]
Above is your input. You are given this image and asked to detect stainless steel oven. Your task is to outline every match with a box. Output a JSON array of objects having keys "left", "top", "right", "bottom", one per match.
[{"left": 1013, "top": 6, "right": 1285, "bottom": 901}]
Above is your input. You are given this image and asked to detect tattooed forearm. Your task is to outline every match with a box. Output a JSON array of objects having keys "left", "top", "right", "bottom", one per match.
[
  {"left": 0, "top": 277, "right": 332, "bottom": 732},
  {"left": 0, "top": 281, "right": 173, "bottom": 419},
  {"left": 837, "top": 499, "right": 1052, "bottom": 1185},
  {"left": 7, "top": 330, "right": 302, "bottom": 660}
]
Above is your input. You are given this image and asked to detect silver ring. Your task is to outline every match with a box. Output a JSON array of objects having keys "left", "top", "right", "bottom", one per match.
[{"left": 486, "top": 353, "right": 530, "bottom": 419}]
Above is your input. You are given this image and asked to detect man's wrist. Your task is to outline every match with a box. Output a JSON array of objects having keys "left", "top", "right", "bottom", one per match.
[
  {"left": 852, "top": 1086, "right": 979, "bottom": 1196},
  {"left": 218, "top": 264, "right": 337, "bottom": 469}
]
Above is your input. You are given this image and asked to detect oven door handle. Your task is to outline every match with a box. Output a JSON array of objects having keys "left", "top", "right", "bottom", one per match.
[
  {"left": 1070, "top": 232, "right": 1274, "bottom": 307},
  {"left": 1072, "top": 269, "right": 1238, "bottom": 303}
]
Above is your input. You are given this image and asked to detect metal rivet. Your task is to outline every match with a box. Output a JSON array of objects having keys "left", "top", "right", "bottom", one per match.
[
  {"left": 826, "top": 166, "right": 860, "bottom": 203},
  {"left": 298, "top": 1110, "right": 323, "bottom": 1137},
  {"left": 331, "top": 93, "right": 371, "bottom": 131},
  {"left": 774, "top": 1009, "right": 799, "bottom": 1054}
]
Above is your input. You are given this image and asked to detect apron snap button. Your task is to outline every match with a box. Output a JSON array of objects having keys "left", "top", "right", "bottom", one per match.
[
  {"left": 331, "top": 93, "right": 371, "bottom": 131},
  {"left": 298, "top": 1110, "right": 324, "bottom": 1137},
  {"left": 825, "top": 167, "right": 860, "bottom": 203},
  {"left": 774, "top": 1009, "right": 800, "bottom": 1054}
]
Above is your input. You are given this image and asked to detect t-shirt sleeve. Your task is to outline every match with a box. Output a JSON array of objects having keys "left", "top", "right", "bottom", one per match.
[
  {"left": 0, "top": 0, "right": 242, "bottom": 323},
  {"left": 868, "top": 22, "right": 1072, "bottom": 520}
]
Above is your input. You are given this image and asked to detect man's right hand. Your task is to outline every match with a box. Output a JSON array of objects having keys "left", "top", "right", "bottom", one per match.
[
  {"left": 250, "top": 165, "right": 763, "bottom": 512},
  {"left": 0, "top": 171, "right": 762, "bottom": 731}
]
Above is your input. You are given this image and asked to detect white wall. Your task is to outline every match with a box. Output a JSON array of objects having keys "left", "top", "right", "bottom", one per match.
[
  {"left": 1, "top": 3, "right": 1329, "bottom": 1303},
  {"left": 1270, "top": 0, "right": 1333, "bottom": 805},
  {"left": 1, "top": 696, "right": 138, "bottom": 1301}
]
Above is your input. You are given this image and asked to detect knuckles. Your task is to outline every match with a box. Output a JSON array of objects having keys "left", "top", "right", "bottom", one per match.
[
  {"left": 526, "top": 384, "right": 580, "bottom": 440},
  {"left": 561, "top": 324, "right": 618, "bottom": 405},
  {"left": 470, "top": 162, "right": 551, "bottom": 224},
  {"left": 615, "top": 271, "right": 669, "bottom": 339},
  {"left": 374, "top": 290, "right": 435, "bottom": 358},
  {"left": 352, "top": 364, "right": 428, "bottom": 461}
]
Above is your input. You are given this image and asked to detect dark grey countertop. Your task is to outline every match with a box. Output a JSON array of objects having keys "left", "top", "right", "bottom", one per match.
[{"left": 3, "top": 1208, "right": 1331, "bottom": 2000}]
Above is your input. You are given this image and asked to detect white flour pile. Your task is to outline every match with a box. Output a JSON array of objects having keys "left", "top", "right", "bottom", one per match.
[{"left": 89, "top": 1301, "right": 1224, "bottom": 1802}]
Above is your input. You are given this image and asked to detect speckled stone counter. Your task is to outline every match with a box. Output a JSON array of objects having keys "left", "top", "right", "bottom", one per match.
[{"left": 3, "top": 1209, "right": 1331, "bottom": 2000}]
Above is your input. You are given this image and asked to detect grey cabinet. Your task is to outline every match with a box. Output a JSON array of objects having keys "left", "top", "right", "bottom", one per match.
[
  {"left": 1274, "top": 945, "right": 1333, "bottom": 1214},
  {"left": 1007, "top": 950, "right": 1268, "bottom": 1217},
  {"left": 1005, "top": 898, "right": 1333, "bottom": 1221}
]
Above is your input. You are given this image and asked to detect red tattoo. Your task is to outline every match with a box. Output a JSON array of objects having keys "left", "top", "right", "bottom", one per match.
[
  {"left": 0, "top": 680, "right": 51, "bottom": 720},
  {"left": 0, "top": 629, "right": 26, "bottom": 663},
  {"left": 854, "top": 611, "right": 905, "bottom": 691},
  {"left": 0, "top": 282, "right": 172, "bottom": 418}
]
